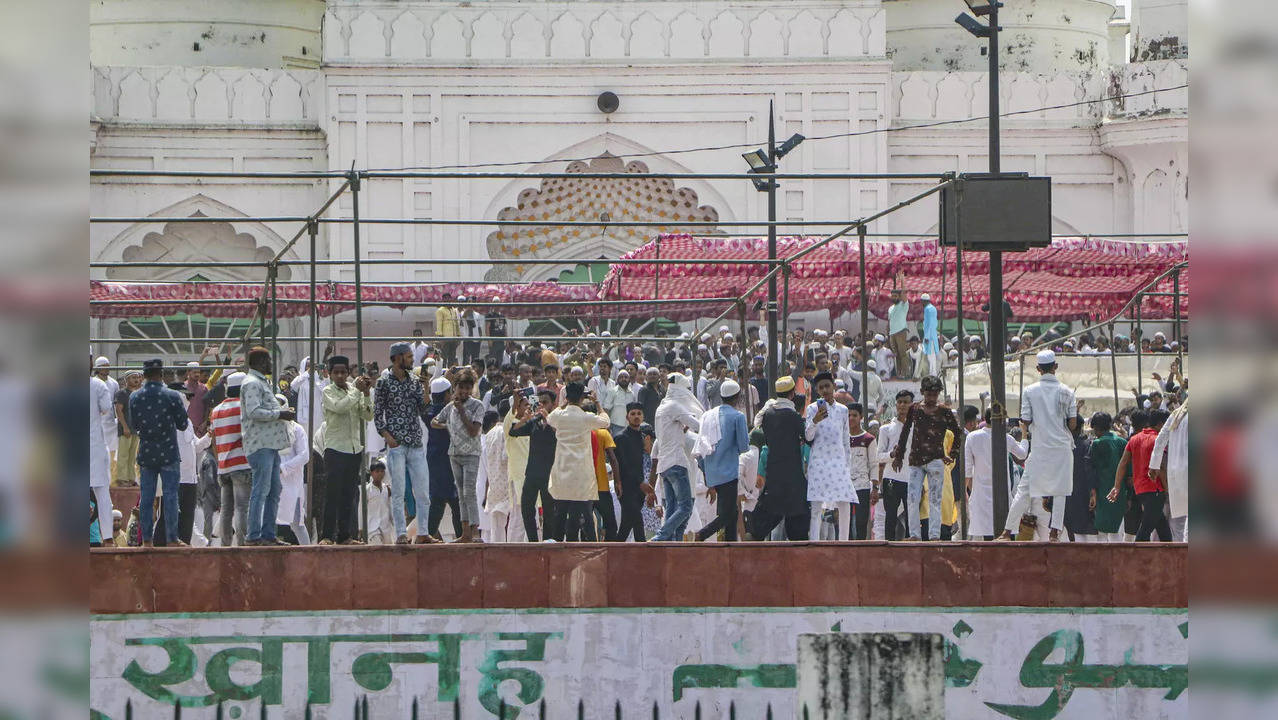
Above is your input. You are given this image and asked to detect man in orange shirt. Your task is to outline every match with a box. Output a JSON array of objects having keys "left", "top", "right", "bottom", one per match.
[{"left": 584, "top": 399, "right": 621, "bottom": 541}]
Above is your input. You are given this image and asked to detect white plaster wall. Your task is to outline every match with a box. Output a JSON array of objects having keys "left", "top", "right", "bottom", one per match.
[
  {"left": 1129, "top": 0, "right": 1187, "bottom": 61},
  {"left": 90, "top": 0, "right": 326, "bottom": 69},
  {"left": 884, "top": 0, "right": 1117, "bottom": 73}
]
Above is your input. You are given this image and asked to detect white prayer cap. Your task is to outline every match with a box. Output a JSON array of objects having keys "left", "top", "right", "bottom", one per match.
[
  {"left": 491, "top": 296, "right": 501, "bottom": 302},
  {"left": 616, "top": 369, "right": 630, "bottom": 379},
  {"left": 835, "top": 379, "right": 847, "bottom": 389},
  {"left": 679, "top": 332, "right": 690, "bottom": 339},
  {"left": 186, "top": 361, "right": 200, "bottom": 368},
  {"left": 969, "top": 335, "right": 981, "bottom": 342},
  {"left": 873, "top": 333, "right": 885, "bottom": 342},
  {"left": 94, "top": 356, "right": 110, "bottom": 367},
  {"left": 814, "top": 329, "right": 828, "bottom": 337},
  {"left": 457, "top": 295, "right": 467, "bottom": 301},
  {"left": 719, "top": 325, "right": 730, "bottom": 333},
  {"left": 724, "top": 333, "right": 734, "bottom": 340},
  {"left": 701, "top": 333, "right": 712, "bottom": 341},
  {"left": 1036, "top": 349, "right": 1057, "bottom": 365},
  {"left": 275, "top": 393, "right": 290, "bottom": 409},
  {"left": 1142, "top": 399, "right": 1152, "bottom": 409},
  {"left": 719, "top": 379, "right": 741, "bottom": 398},
  {"left": 1154, "top": 331, "right": 1166, "bottom": 339},
  {"left": 948, "top": 350, "right": 959, "bottom": 358},
  {"left": 1169, "top": 341, "right": 1179, "bottom": 348},
  {"left": 601, "top": 330, "right": 612, "bottom": 337},
  {"left": 430, "top": 377, "right": 452, "bottom": 393},
  {"left": 943, "top": 342, "right": 954, "bottom": 351},
  {"left": 834, "top": 329, "right": 846, "bottom": 335},
  {"left": 112, "top": 509, "right": 122, "bottom": 520},
  {"left": 698, "top": 343, "right": 708, "bottom": 351},
  {"left": 226, "top": 372, "right": 246, "bottom": 388},
  {"left": 920, "top": 293, "right": 931, "bottom": 302},
  {"left": 425, "top": 357, "right": 437, "bottom": 365},
  {"left": 1063, "top": 340, "right": 1075, "bottom": 348},
  {"left": 867, "top": 359, "right": 877, "bottom": 370}
]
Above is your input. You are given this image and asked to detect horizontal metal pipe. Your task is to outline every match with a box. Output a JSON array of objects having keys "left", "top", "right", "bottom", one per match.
[
  {"left": 92, "top": 216, "right": 894, "bottom": 227},
  {"left": 91, "top": 336, "right": 700, "bottom": 344},
  {"left": 91, "top": 257, "right": 780, "bottom": 268},
  {"left": 90, "top": 169, "right": 950, "bottom": 180},
  {"left": 91, "top": 297, "right": 739, "bottom": 307}
]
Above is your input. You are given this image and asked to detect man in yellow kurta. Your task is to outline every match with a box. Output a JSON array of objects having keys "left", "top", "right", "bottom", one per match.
[
  {"left": 435, "top": 292, "right": 461, "bottom": 364},
  {"left": 918, "top": 428, "right": 960, "bottom": 535},
  {"left": 547, "top": 382, "right": 610, "bottom": 541},
  {"left": 502, "top": 390, "right": 532, "bottom": 541}
]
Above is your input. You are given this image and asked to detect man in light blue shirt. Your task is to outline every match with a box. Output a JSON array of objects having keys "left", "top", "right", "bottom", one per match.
[
  {"left": 693, "top": 380, "right": 750, "bottom": 541},
  {"left": 887, "top": 288, "right": 911, "bottom": 380},
  {"left": 921, "top": 293, "right": 940, "bottom": 377}
]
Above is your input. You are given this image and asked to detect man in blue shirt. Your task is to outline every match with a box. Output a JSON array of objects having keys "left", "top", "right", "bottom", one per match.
[
  {"left": 920, "top": 292, "right": 940, "bottom": 376},
  {"left": 128, "top": 359, "right": 190, "bottom": 546},
  {"left": 693, "top": 380, "right": 750, "bottom": 541}
]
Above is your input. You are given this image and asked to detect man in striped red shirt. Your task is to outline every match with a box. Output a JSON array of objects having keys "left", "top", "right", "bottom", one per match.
[{"left": 210, "top": 372, "right": 252, "bottom": 546}]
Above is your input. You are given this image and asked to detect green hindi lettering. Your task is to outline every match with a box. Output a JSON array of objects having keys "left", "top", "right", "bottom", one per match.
[{"left": 477, "top": 632, "right": 561, "bottom": 716}]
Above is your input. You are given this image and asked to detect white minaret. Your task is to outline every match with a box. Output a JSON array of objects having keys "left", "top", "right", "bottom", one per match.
[{"left": 1128, "top": 0, "right": 1188, "bottom": 61}]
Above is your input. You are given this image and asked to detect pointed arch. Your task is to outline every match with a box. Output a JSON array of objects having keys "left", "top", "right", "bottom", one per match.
[{"left": 95, "top": 194, "right": 299, "bottom": 282}]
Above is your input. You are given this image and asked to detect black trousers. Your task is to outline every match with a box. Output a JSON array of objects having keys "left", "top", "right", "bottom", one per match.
[
  {"left": 616, "top": 487, "right": 646, "bottom": 542},
  {"left": 595, "top": 491, "right": 619, "bottom": 541},
  {"left": 322, "top": 449, "right": 361, "bottom": 542},
  {"left": 428, "top": 496, "right": 462, "bottom": 539},
  {"left": 560, "top": 500, "right": 596, "bottom": 541},
  {"left": 881, "top": 479, "right": 910, "bottom": 541},
  {"left": 696, "top": 480, "right": 740, "bottom": 541},
  {"left": 749, "top": 506, "right": 809, "bottom": 541},
  {"left": 854, "top": 488, "right": 871, "bottom": 540},
  {"left": 521, "top": 474, "right": 558, "bottom": 542},
  {"left": 154, "top": 483, "right": 196, "bottom": 546},
  {"left": 1135, "top": 491, "right": 1172, "bottom": 542}
]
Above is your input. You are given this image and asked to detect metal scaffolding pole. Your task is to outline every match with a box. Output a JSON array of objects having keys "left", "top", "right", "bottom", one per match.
[
  {"left": 348, "top": 169, "right": 369, "bottom": 542},
  {"left": 1109, "top": 322, "right": 1120, "bottom": 413},
  {"left": 858, "top": 226, "right": 869, "bottom": 428},
  {"left": 955, "top": 232, "right": 967, "bottom": 540},
  {"left": 1135, "top": 295, "right": 1143, "bottom": 397},
  {"left": 306, "top": 219, "right": 319, "bottom": 539}
]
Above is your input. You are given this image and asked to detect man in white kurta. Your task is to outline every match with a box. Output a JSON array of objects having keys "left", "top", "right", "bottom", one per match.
[
  {"left": 90, "top": 375, "right": 115, "bottom": 544},
  {"left": 546, "top": 382, "right": 610, "bottom": 541},
  {"left": 1150, "top": 400, "right": 1188, "bottom": 541},
  {"left": 999, "top": 350, "right": 1077, "bottom": 541},
  {"left": 290, "top": 357, "right": 329, "bottom": 435},
  {"left": 964, "top": 410, "right": 1028, "bottom": 539},
  {"left": 275, "top": 403, "right": 311, "bottom": 545}
]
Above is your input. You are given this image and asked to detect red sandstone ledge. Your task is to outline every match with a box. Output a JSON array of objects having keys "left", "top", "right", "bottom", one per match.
[{"left": 89, "top": 542, "right": 1189, "bottom": 615}]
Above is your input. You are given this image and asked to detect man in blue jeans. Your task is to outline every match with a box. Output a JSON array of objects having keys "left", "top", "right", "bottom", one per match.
[
  {"left": 890, "top": 375, "right": 961, "bottom": 541},
  {"left": 374, "top": 342, "right": 432, "bottom": 544},
  {"left": 648, "top": 373, "right": 703, "bottom": 541},
  {"left": 128, "top": 358, "right": 190, "bottom": 547},
  {"left": 239, "top": 347, "right": 296, "bottom": 545}
]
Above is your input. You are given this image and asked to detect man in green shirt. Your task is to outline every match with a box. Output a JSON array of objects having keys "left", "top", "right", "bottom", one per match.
[
  {"left": 319, "top": 355, "right": 373, "bottom": 544},
  {"left": 1086, "top": 411, "right": 1130, "bottom": 542},
  {"left": 887, "top": 288, "right": 911, "bottom": 380}
]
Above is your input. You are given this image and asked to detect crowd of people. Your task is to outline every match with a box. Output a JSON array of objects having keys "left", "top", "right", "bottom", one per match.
[{"left": 88, "top": 296, "right": 1188, "bottom": 548}]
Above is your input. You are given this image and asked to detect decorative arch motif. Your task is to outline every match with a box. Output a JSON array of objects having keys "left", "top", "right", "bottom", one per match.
[
  {"left": 97, "top": 194, "right": 296, "bottom": 282},
  {"left": 484, "top": 151, "right": 722, "bottom": 282}
]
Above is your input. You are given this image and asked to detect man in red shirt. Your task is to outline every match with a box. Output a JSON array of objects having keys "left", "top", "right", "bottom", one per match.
[{"left": 1107, "top": 408, "right": 1171, "bottom": 541}]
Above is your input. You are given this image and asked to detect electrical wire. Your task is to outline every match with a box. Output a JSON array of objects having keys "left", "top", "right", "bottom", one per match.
[{"left": 351, "top": 84, "right": 1188, "bottom": 173}]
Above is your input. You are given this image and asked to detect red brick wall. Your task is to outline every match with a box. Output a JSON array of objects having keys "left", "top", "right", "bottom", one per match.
[{"left": 89, "top": 543, "right": 1188, "bottom": 614}]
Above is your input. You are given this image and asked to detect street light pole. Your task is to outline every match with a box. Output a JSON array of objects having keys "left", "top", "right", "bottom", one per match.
[
  {"left": 981, "top": 2, "right": 1012, "bottom": 532},
  {"left": 766, "top": 101, "right": 779, "bottom": 394}
]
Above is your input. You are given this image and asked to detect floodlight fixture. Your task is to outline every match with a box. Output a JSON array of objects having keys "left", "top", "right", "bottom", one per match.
[
  {"left": 963, "top": 0, "right": 997, "bottom": 16},
  {"left": 955, "top": 12, "right": 991, "bottom": 38},
  {"left": 741, "top": 149, "right": 771, "bottom": 172},
  {"left": 775, "top": 133, "right": 806, "bottom": 159}
]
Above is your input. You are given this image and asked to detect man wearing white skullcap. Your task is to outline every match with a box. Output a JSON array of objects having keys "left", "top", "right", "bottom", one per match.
[
  {"left": 997, "top": 349, "right": 1077, "bottom": 541},
  {"left": 692, "top": 378, "right": 749, "bottom": 541},
  {"left": 920, "top": 292, "right": 940, "bottom": 376},
  {"left": 871, "top": 334, "right": 895, "bottom": 380},
  {"left": 93, "top": 356, "right": 121, "bottom": 466}
]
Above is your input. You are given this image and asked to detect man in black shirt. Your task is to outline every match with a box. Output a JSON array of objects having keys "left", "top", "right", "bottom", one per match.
[
  {"left": 750, "top": 376, "right": 809, "bottom": 541},
  {"left": 509, "top": 387, "right": 561, "bottom": 541},
  {"left": 612, "top": 402, "right": 652, "bottom": 542},
  {"left": 637, "top": 367, "right": 664, "bottom": 425}
]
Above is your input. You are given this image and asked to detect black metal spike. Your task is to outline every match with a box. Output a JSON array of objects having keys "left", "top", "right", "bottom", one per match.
[
  {"left": 540, "top": 698, "right": 547, "bottom": 720},
  {"left": 766, "top": 702, "right": 774, "bottom": 720},
  {"left": 362, "top": 696, "right": 369, "bottom": 720},
  {"left": 499, "top": 699, "right": 506, "bottom": 720},
  {"left": 652, "top": 699, "right": 659, "bottom": 720},
  {"left": 174, "top": 701, "right": 182, "bottom": 720},
  {"left": 729, "top": 700, "right": 736, "bottom": 720},
  {"left": 578, "top": 698, "right": 585, "bottom": 720},
  {"left": 694, "top": 700, "right": 701, "bottom": 720},
  {"left": 261, "top": 699, "right": 267, "bottom": 720},
  {"left": 803, "top": 704, "right": 810, "bottom": 720},
  {"left": 412, "top": 697, "right": 418, "bottom": 720},
  {"left": 305, "top": 701, "right": 312, "bottom": 720},
  {"left": 615, "top": 699, "right": 622, "bottom": 720},
  {"left": 215, "top": 701, "right": 223, "bottom": 720},
  {"left": 124, "top": 699, "right": 132, "bottom": 720},
  {"left": 453, "top": 697, "right": 461, "bottom": 720}
]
